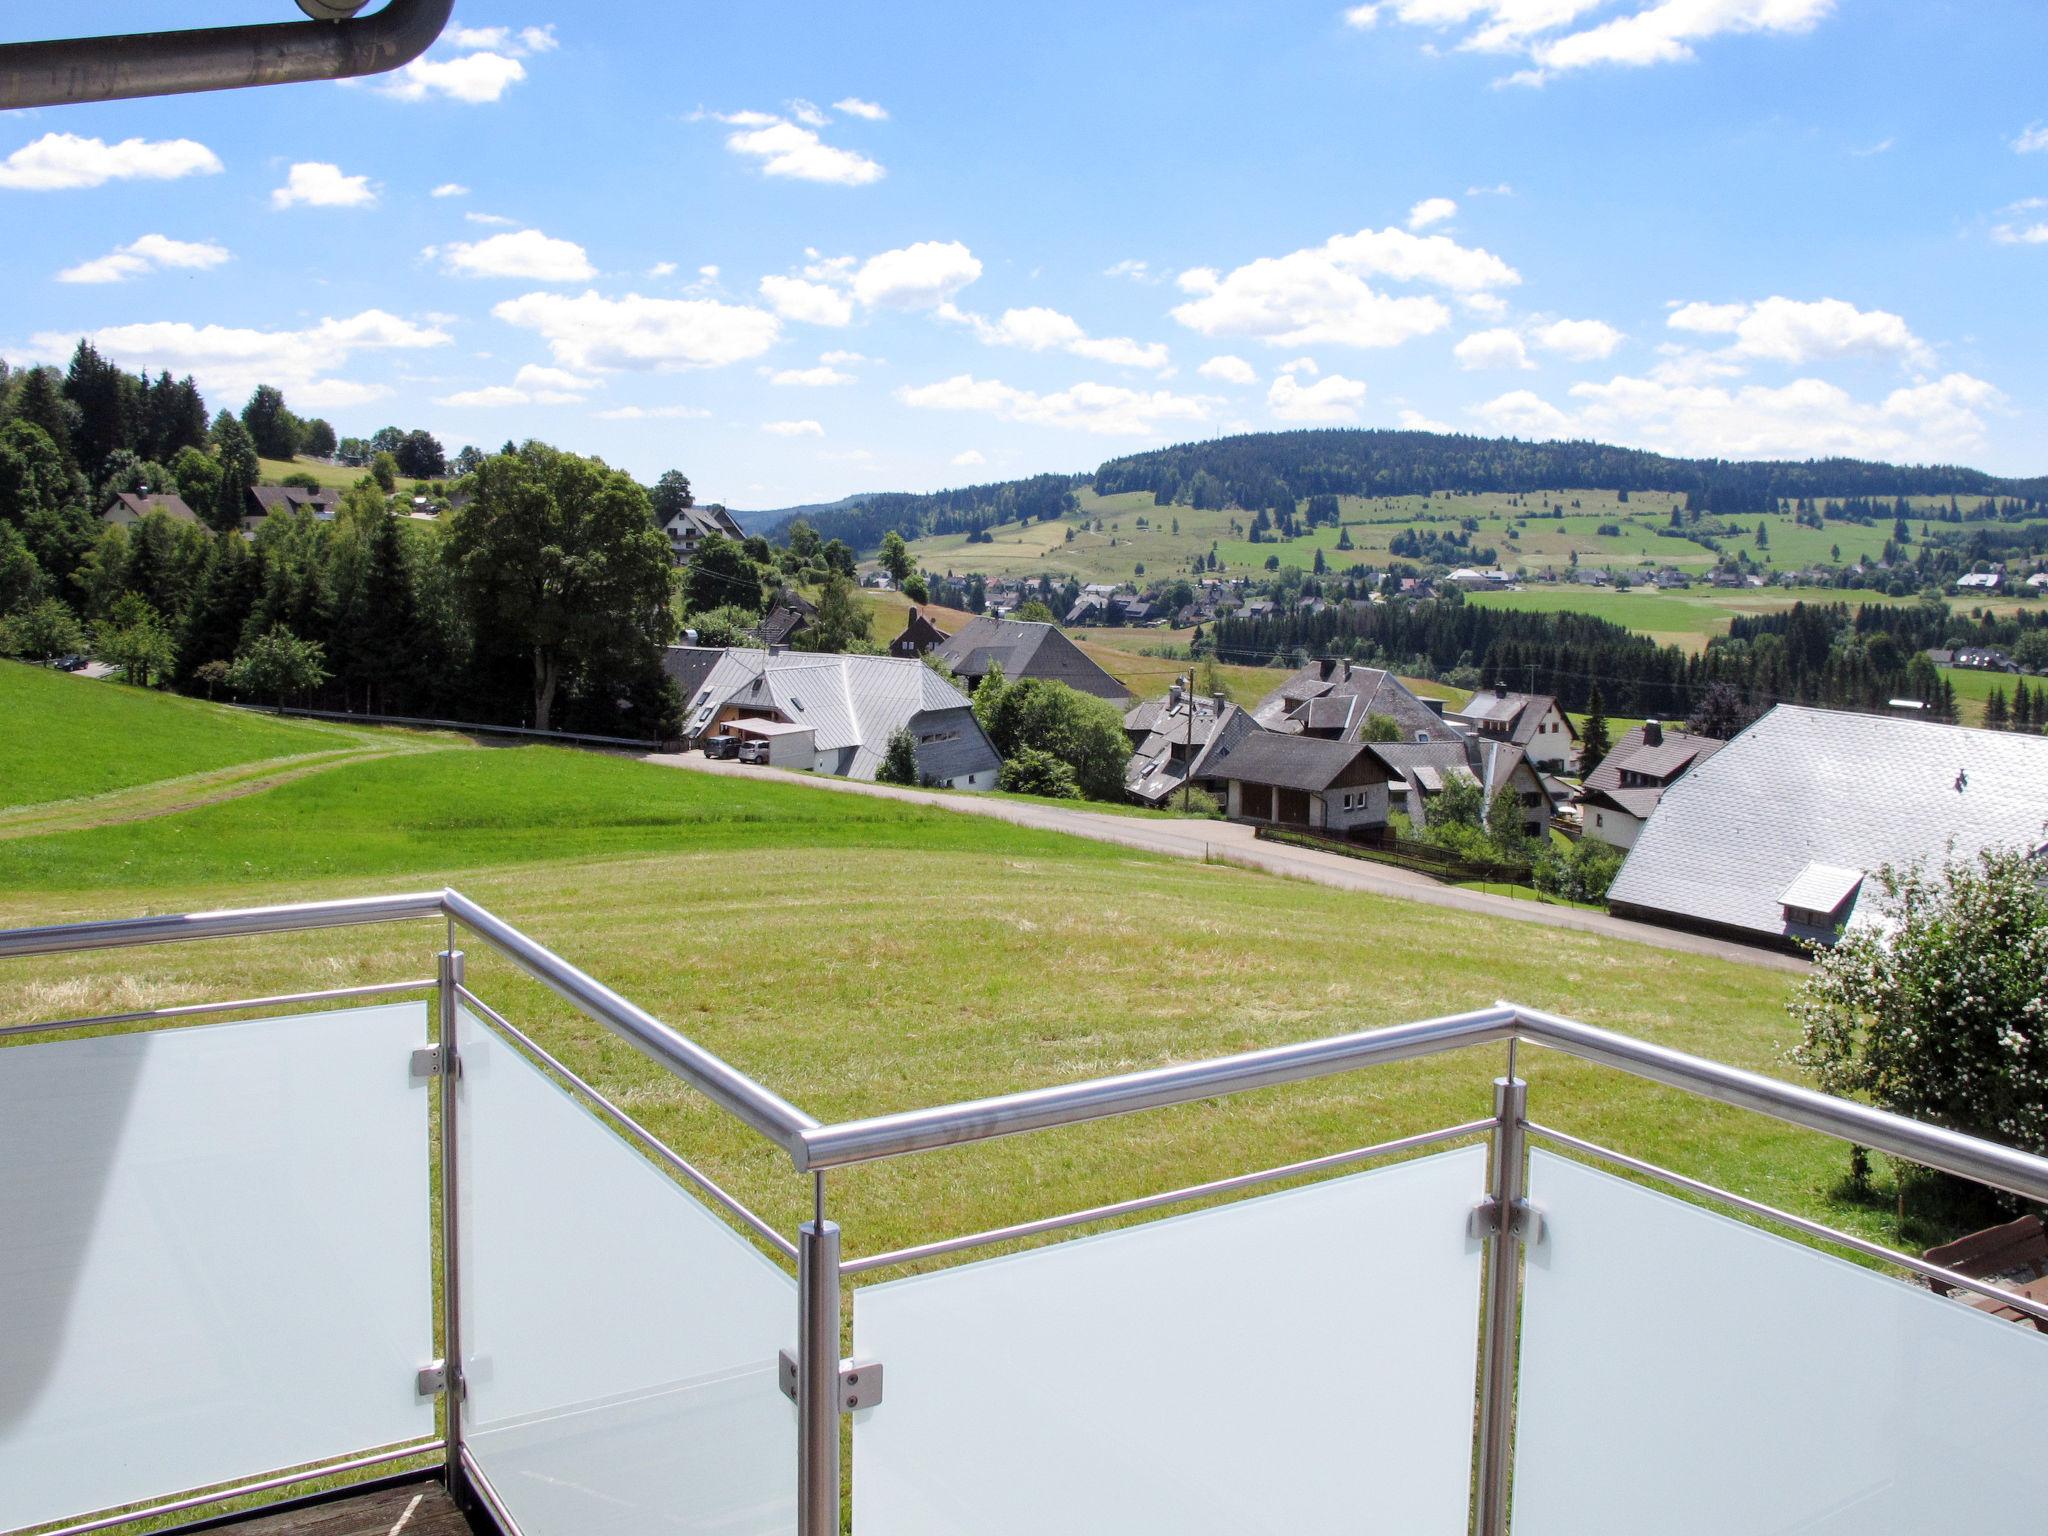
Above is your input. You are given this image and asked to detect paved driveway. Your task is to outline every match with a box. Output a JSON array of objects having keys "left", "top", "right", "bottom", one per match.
[{"left": 642, "top": 752, "right": 1808, "bottom": 974}]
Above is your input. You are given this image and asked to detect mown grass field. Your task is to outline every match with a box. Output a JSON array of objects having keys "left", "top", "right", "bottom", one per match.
[{"left": 0, "top": 664, "right": 1953, "bottom": 1269}]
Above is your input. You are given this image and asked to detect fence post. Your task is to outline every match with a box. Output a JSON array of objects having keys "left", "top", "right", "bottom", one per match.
[
  {"left": 436, "top": 947, "right": 468, "bottom": 1504},
  {"left": 1474, "top": 1073, "right": 1528, "bottom": 1536},
  {"left": 798, "top": 1180, "right": 842, "bottom": 1536}
]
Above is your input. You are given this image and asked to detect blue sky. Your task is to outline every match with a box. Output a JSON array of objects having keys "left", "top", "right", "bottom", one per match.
[{"left": 2, "top": 1, "right": 2045, "bottom": 506}]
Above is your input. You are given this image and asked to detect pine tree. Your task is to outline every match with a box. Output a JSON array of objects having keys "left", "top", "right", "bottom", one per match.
[
  {"left": 1985, "top": 688, "right": 2010, "bottom": 731},
  {"left": 1577, "top": 685, "right": 1612, "bottom": 775}
]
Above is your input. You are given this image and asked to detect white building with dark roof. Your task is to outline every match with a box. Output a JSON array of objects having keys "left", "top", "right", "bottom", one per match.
[
  {"left": 1575, "top": 721, "right": 1725, "bottom": 850},
  {"left": 932, "top": 618, "right": 1130, "bottom": 703},
  {"left": 1608, "top": 705, "right": 2048, "bottom": 948},
  {"left": 1447, "top": 685, "right": 1578, "bottom": 772}
]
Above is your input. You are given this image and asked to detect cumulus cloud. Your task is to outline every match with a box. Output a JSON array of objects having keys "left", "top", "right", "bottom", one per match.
[
  {"left": 834, "top": 97, "right": 890, "bottom": 120},
  {"left": 272, "top": 162, "right": 376, "bottom": 209},
  {"left": 759, "top": 275, "right": 855, "bottom": 326},
  {"left": 491, "top": 290, "right": 781, "bottom": 371},
  {"left": 1198, "top": 354, "right": 1258, "bottom": 384},
  {"left": 1269, "top": 372, "right": 1369, "bottom": 422},
  {"left": 952, "top": 448, "right": 986, "bottom": 466},
  {"left": 593, "top": 404, "right": 711, "bottom": 420},
  {"left": 1407, "top": 196, "right": 1458, "bottom": 230},
  {"left": 2016, "top": 123, "right": 2048, "bottom": 155},
  {"left": 0, "top": 132, "right": 221, "bottom": 191},
  {"left": 1170, "top": 225, "right": 1517, "bottom": 350},
  {"left": 762, "top": 419, "right": 825, "bottom": 436},
  {"left": 58, "top": 234, "right": 230, "bottom": 285},
  {"left": 1531, "top": 316, "right": 1625, "bottom": 360},
  {"left": 767, "top": 365, "right": 856, "bottom": 386},
  {"left": 432, "top": 182, "right": 469, "bottom": 198},
  {"left": 1372, "top": 0, "right": 1835, "bottom": 85},
  {"left": 33, "top": 309, "right": 448, "bottom": 403},
  {"left": 1473, "top": 369, "right": 2003, "bottom": 459},
  {"left": 717, "top": 112, "right": 884, "bottom": 185},
  {"left": 899, "top": 374, "right": 1217, "bottom": 437},
  {"left": 1343, "top": 4, "right": 1382, "bottom": 27},
  {"left": 943, "top": 304, "right": 1172, "bottom": 372},
  {"left": 381, "top": 51, "right": 528, "bottom": 102},
  {"left": 434, "top": 228, "right": 595, "bottom": 281},
  {"left": 1992, "top": 220, "right": 2048, "bottom": 246},
  {"left": 1104, "top": 258, "right": 1158, "bottom": 283},
  {"left": 1397, "top": 407, "right": 1456, "bottom": 432},
  {"left": 464, "top": 211, "right": 518, "bottom": 228},
  {"left": 1455, "top": 328, "right": 1533, "bottom": 370},
  {"left": 852, "top": 240, "right": 982, "bottom": 309},
  {"left": 1666, "top": 295, "right": 1931, "bottom": 366},
  {"left": 439, "top": 363, "right": 596, "bottom": 409}
]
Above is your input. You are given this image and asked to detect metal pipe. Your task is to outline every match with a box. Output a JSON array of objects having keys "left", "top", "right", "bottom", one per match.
[
  {"left": 1510, "top": 1005, "right": 2048, "bottom": 1206},
  {"left": 437, "top": 949, "right": 467, "bottom": 1506},
  {"left": 457, "top": 1446, "right": 527, "bottom": 1536},
  {"left": 0, "top": 978, "right": 438, "bottom": 1040},
  {"left": 794, "top": 1004, "right": 1519, "bottom": 1170},
  {"left": 1473, "top": 1076, "right": 1527, "bottom": 1536},
  {"left": 456, "top": 984, "right": 797, "bottom": 1263},
  {"left": 0, "top": 891, "right": 446, "bottom": 958},
  {"left": 441, "top": 889, "right": 818, "bottom": 1154},
  {"left": 841, "top": 1117, "right": 1498, "bottom": 1276},
  {"left": 796, "top": 1201, "right": 842, "bottom": 1536},
  {"left": 32, "top": 1440, "right": 444, "bottom": 1536},
  {"left": 1524, "top": 1123, "right": 2048, "bottom": 1326},
  {"left": 0, "top": 0, "right": 456, "bottom": 111}
]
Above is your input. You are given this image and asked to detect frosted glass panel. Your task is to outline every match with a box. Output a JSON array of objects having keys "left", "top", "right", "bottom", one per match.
[
  {"left": 854, "top": 1145, "right": 1488, "bottom": 1536},
  {"left": 0, "top": 1004, "right": 434, "bottom": 1532},
  {"left": 1514, "top": 1151, "right": 2048, "bottom": 1536},
  {"left": 454, "top": 1010, "right": 796, "bottom": 1536}
]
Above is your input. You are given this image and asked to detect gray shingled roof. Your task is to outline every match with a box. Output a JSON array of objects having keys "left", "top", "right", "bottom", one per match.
[
  {"left": 932, "top": 618, "right": 1129, "bottom": 702},
  {"left": 1212, "top": 733, "right": 1383, "bottom": 793},
  {"left": 1252, "top": 661, "right": 1450, "bottom": 744},
  {"left": 1608, "top": 705, "right": 2048, "bottom": 941},
  {"left": 1581, "top": 724, "right": 1723, "bottom": 794}
]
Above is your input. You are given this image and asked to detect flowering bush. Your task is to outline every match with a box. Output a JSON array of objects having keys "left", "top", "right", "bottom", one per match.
[{"left": 1791, "top": 845, "right": 2048, "bottom": 1162}]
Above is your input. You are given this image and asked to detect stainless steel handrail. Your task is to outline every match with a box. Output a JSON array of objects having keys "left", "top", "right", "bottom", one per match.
[
  {"left": 0, "top": 891, "right": 447, "bottom": 957},
  {"left": 0, "top": 979, "right": 437, "bottom": 1041},
  {"left": 0, "top": 0, "right": 456, "bottom": 110}
]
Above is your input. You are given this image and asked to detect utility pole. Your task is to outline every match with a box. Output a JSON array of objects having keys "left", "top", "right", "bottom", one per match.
[{"left": 1182, "top": 669, "right": 1196, "bottom": 814}]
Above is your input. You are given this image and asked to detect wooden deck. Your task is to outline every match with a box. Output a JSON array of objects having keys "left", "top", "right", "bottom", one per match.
[{"left": 222, "top": 1483, "right": 473, "bottom": 1536}]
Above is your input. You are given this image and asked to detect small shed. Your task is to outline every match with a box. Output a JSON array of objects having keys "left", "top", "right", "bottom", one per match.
[{"left": 726, "top": 717, "right": 816, "bottom": 770}]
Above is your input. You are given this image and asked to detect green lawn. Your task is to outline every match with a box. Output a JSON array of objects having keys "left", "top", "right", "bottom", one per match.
[
  {"left": 257, "top": 456, "right": 374, "bottom": 490},
  {"left": 0, "top": 661, "right": 349, "bottom": 811},
  {"left": 0, "top": 673, "right": 1950, "bottom": 1266}
]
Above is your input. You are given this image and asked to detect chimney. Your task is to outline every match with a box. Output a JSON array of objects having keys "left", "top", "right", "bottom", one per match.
[
  {"left": 1319, "top": 657, "right": 1338, "bottom": 681},
  {"left": 1212, "top": 691, "right": 1228, "bottom": 718},
  {"left": 1494, "top": 681, "right": 1509, "bottom": 699},
  {"left": 1168, "top": 682, "right": 1184, "bottom": 709},
  {"left": 684, "top": 627, "right": 699, "bottom": 646},
  {"left": 1424, "top": 699, "right": 1446, "bottom": 718},
  {"left": 1342, "top": 660, "right": 1353, "bottom": 679},
  {"left": 1644, "top": 719, "right": 1663, "bottom": 746},
  {"left": 768, "top": 643, "right": 786, "bottom": 658}
]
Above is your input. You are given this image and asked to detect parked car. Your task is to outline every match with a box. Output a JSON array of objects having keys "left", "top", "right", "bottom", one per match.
[
  {"left": 702, "top": 733, "right": 740, "bottom": 760},
  {"left": 50, "top": 655, "right": 87, "bottom": 672},
  {"left": 737, "top": 739, "right": 770, "bottom": 765}
]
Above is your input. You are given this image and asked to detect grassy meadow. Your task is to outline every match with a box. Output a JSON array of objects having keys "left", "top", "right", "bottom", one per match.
[{"left": 0, "top": 660, "right": 1955, "bottom": 1269}]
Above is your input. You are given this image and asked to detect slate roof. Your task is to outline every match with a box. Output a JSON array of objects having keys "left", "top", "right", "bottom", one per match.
[
  {"left": 931, "top": 618, "right": 1129, "bottom": 702},
  {"left": 246, "top": 485, "right": 342, "bottom": 519},
  {"left": 1451, "top": 688, "right": 1573, "bottom": 749},
  {"left": 1608, "top": 705, "right": 2048, "bottom": 941},
  {"left": 103, "top": 492, "right": 200, "bottom": 525},
  {"left": 1581, "top": 725, "right": 1724, "bottom": 795},
  {"left": 1211, "top": 732, "right": 1384, "bottom": 793},
  {"left": 1123, "top": 693, "right": 1268, "bottom": 804},
  {"left": 1251, "top": 660, "right": 1450, "bottom": 744}
]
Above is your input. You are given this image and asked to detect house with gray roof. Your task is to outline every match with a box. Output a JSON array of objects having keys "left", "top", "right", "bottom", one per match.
[
  {"left": 1251, "top": 658, "right": 1452, "bottom": 746},
  {"left": 242, "top": 484, "right": 342, "bottom": 531},
  {"left": 657, "top": 502, "right": 747, "bottom": 565},
  {"left": 1447, "top": 684, "right": 1578, "bottom": 772},
  {"left": 1213, "top": 734, "right": 1396, "bottom": 837},
  {"left": 931, "top": 618, "right": 1129, "bottom": 703},
  {"left": 1123, "top": 685, "right": 1267, "bottom": 808},
  {"left": 1575, "top": 720, "right": 1724, "bottom": 849},
  {"left": 1375, "top": 738, "right": 1551, "bottom": 840},
  {"left": 102, "top": 492, "right": 200, "bottom": 527},
  {"left": 1608, "top": 705, "right": 2048, "bottom": 949},
  {"left": 671, "top": 646, "right": 1001, "bottom": 789}
]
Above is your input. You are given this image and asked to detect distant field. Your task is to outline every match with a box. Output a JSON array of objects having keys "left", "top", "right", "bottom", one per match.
[
  {"left": 0, "top": 661, "right": 349, "bottom": 811},
  {"left": 256, "top": 456, "right": 371, "bottom": 490}
]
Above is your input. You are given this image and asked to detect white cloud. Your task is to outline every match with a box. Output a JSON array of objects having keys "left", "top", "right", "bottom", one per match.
[
  {"left": 648, "top": 261, "right": 679, "bottom": 277},
  {"left": 272, "top": 162, "right": 376, "bottom": 209},
  {"left": 436, "top": 229, "right": 595, "bottom": 281},
  {"left": 1397, "top": 408, "right": 1455, "bottom": 432},
  {"left": 1455, "top": 328, "right": 1533, "bottom": 370},
  {"left": 439, "top": 362, "right": 597, "bottom": 408},
  {"left": 1343, "top": 5, "right": 1382, "bottom": 28},
  {"left": 1461, "top": 292, "right": 1510, "bottom": 316},
  {"left": 1375, "top": 0, "right": 1835, "bottom": 85},
  {"left": 1666, "top": 295, "right": 1931, "bottom": 366},
  {"left": 491, "top": 290, "right": 781, "bottom": 371},
  {"left": 444, "top": 24, "right": 556, "bottom": 55},
  {"left": 789, "top": 99, "right": 831, "bottom": 128},
  {"left": 1104, "top": 258, "right": 1157, "bottom": 283},
  {"left": 1277, "top": 356, "right": 1321, "bottom": 375},
  {"left": 431, "top": 182, "right": 469, "bottom": 198},
  {"left": 58, "top": 234, "right": 230, "bottom": 285},
  {"left": 1467, "top": 181, "right": 1515, "bottom": 196},
  {"left": 381, "top": 51, "right": 528, "bottom": 103},
  {"left": 593, "top": 404, "right": 711, "bottom": 420},
  {"left": 0, "top": 132, "right": 221, "bottom": 191},
  {"left": 1992, "top": 220, "right": 2048, "bottom": 246},
  {"left": 1170, "top": 224, "right": 1517, "bottom": 350},
  {"left": 464, "top": 211, "right": 519, "bottom": 227},
  {"left": 722, "top": 116, "right": 884, "bottom": 185},
  {"left": 853, "top": 240, "right": 982, "bottom": 309},
  {"left": 1269, "top": 372, "right": 1369, "bottom": 422},
  {"left": 899, "top": 374, "right": 1218, "bottom": 436},
  {"left": 767, "top": 365, "right": 856, "bottom": 386},
  {"left": 2016, "top": 123, "right": 2048, "bottom": 155},
  {"left": 820, "top": 349, "right": 869, "bottom": 365},
  {"left": 1198, "top": 354, "right": 1258, "bottom": 384},
  {"left": 1531, "top": 316, "right": 1625, "bottom": 360},
  {"left": 35, "top": 309, "right": 449, "bottom": 402},
  {"left": 1407, "top": 196, "right": 1458, "bottom": 230},
  {"left": 952, "top": 449, "right": 986, "bottom": 466},
  {"left": 834, "top": 97, "right": 890, "bottom": 120},
  {"left": 762, "top": 419, "right": 825, "bottom": 436},
  {"left": 946, "top": 304, "right": 1172, "bottom": 372},
  {"left": 1473, "top": 369, "right": 2003, "bottom": 459},
  {"left": 759, "top": 274, "right": 855, "bottom": 326}
]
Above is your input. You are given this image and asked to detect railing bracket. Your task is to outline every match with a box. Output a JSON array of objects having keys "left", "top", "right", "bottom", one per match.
[
  {"left": 1467, "top": 1195, "right": 1500, "bottom": 1238},
  {"left": 410, "top": 1046, "right": 442, "bottom": 1081},
  {"left": 780, "top": 1349, "right": 883, "bottom": 1412},
  {"left": 415, "top": 1361, "right": 448, "bottom": 1400}
]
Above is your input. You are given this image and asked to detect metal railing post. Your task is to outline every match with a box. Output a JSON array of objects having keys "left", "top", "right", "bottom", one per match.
[
  {"left": 797, "top": 1181, "right": 842, "bottom": 1536},
  {"left": 1474, "top": 1074, "right": 1527, "bottom": 1536},
  {"left": 437, "top": 948, "right": 468, "bottom": 1505}
]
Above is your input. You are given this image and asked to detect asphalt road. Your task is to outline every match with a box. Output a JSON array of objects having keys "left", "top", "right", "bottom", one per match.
[{"left": 643, "top": 752, "right": 1807, "bottom": 974}]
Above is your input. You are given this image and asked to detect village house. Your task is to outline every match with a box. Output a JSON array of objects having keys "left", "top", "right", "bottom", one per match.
[
  {"left": 1213, "top": 735, "right": 1396, "bottom": 838},
  {"left": 887, "top": 607, "right": 950, "bottom": 659},
  {"left": 1122, "top": 685, "right": 1266, "bottom": 808},
  {"left": 1251, "top": 657, "right": 1450, "bottom": 745},
  {"left": 666, "top": 645, "right": 1002, "bottom": 789},
  {"left": 1955, "top": 570, "right": 2003, "bottom": 592},
  {"left": 100, "top": 492, "right": 200, "bottom": 528},
  {"left": 1607, "top": 705, "right": 2048, "bottom": 949},
  {"left": 656, "top": 502, "right": 747, "bottom": 565},
  {"left": 756, "top": 590, "right": 818, "bottom": 649},
  {"left": 1573, "top": 720, "right": 1724, "bottom": 850},
  {"left": 1447, "top": 685, "right": 1579, "bottom": 773},
  {"left": 1374, "top": 739, "right": 1551, "bottom": 841},
  {"left": 931, "top": 617, "right": 1130, "bottom": 703}
]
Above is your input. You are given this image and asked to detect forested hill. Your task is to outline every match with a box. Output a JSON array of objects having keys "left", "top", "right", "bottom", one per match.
[
  {"left": 767, "top": 428, "right": 2043, "bottom": 555},
  {"left": 1094, "top": 430, "right": 2046, "bottom": 519}
]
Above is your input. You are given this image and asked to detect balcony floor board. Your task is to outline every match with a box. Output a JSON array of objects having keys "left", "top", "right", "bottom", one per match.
[{"left": 224, "top": 1484, "right": 472, "bottom": 1536}]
